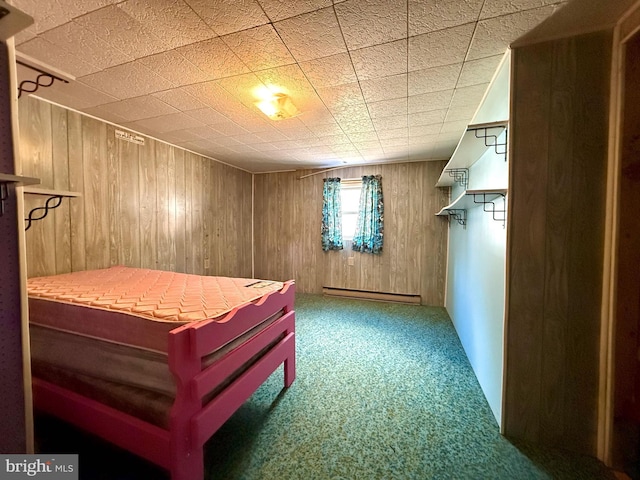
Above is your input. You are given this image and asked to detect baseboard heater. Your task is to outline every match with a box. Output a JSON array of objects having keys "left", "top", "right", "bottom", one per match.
[{"left": 322, "top": 287, "right": 421, "bottom": 305}]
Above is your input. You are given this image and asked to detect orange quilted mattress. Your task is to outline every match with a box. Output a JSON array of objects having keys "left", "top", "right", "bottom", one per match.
[{"left": 28, "top": 266, "right": 283, "bottom": 352}]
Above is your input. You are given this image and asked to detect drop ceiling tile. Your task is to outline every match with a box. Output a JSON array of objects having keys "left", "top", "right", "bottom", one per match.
[
  {"left": 408, "top": 90, "right": 453, "bottom": 114},
  {"left": 15, "top": 27, "right": 37, "bottom": 45},
  {"left": 130, "top": 112, "right": 206, "bottom": 133},
  {"left": 408, "top": 64, "right": 462, "bottom": 95},
  {"left": 359, "top": 74, "right": 408, "bottom": 103},
  {"left": 182, "top": 81, "right": 242, "bottom": 116},
  {"left": 445, "top": 104, "right": 478, "bottom": 123},
  {"left": 408, "top": 108, "right": 447, "bottom": 127},
  {"left": 373, "top": 115, "right": 406, "bottom": 131},
  {"left": 307, "top": 122, "right": 343, "bottom": 137},
  {"left": 368, "top": 97, "right": 408, "bottom": 119},
  {"left": 257, "top": 0, "right": 332, "bottom": 21},
  {"left": 457, "top": 54, "right": 503, "bottom": 87},
  {"left": 377, "top": 128, "right": 408, "bottom": 140},
  {"left": 83, "top": 95, "right": 178, "bottom": 122},
  {"left": 158, "top": 129, "right": 206, "bottom": 143},
  {"left": 185, "top": 0, "right": 270, "bottom": 36},
  {"left": 231, "top": 133, "right": 267, "bottom": 144},
  {"left": 409, "top": 123, "right": 442, "bottom": 136},
  {"left": 80, "top": 105, "right": 134, "bottom": 125},
  {"left": 210, "top": 122, "right": 251, "bottom": 136},
  {"left": 409, "top": 23, "right": 475, "bottom": 72},
  {"left": 467, "top": 5, "right": 558, "bottom": 60},
  {"left": 139, "top": 51, "right": 210, "bottom": 85},
  {"left": 330, "top": 103, "right": 371, "bottom": 124},
  {"left": 353, "top": 140, "right": 382, "bottom": 150},
  {"left": 351, "top": 39, "right": 407, "bottom": 81},
  {"left": 213, "top": 136, "right": 243, "bottom": 147},
  {"left": 317, "top": 83, "right": 366, "bottom": 109},
  {"left": 176, "top": 38, "right": 250, "bottom": 80},
  {"left": 119, "top": 0, "right": 215, "bottom": 49},
  {"left": 348, "top": 131, "right": 379, "bottom": 143},
  {"left": 274, "top": 7, "right": 346, "bottom": 62},
  {"left": 299, "top": 53, "right": 357, "bottom": 88},
  {"left": 40, "top": 22, "right": 133, "bottom": 71},
  {"left": 298, "top": 107, "right": 336, "bottom": 127},
  {"left": 10, "top": 0, "right": 121, "bottom": 34},
  {"left": 190, "top": 105, "right": 237, "bottom": 125},
  {"left": 314, "top": 133, "right": 350, "bottom": 146},
  {"left": 254, "top": 64, "right": 318, "bottom": 103},
  {"left": 254, "top": 128, "right": 290, "bottom": 142},
  {"left": 152, "top": 88, "right": 208, "bottom": 111},
  {"left": 17, "top": 37, "right": 99, "bottom": 77},
  {"left": 409, "top": 0, "right": 484, "bottom": 36},
  {"left": 216, "top": 72, "right": 265, "bottom": 109},
  {"left": 223, "top": 25, "right": 295, "bottom": 72},
  {"left": 380, "top": 137, "right": 409, "bottom": 148},
  {"left": 409, "top": 133, "right": 438, "bottom": 145},
  {"left": 184, "top": 125, "right": 227, "bottom": 139},
  {"left": 480, "top": 0, "right": 564, "bottom": 19},
  {"left": 334, "top": 0, "right": 407, "bottom": 50},
  {"left": 80, "top": 61, "right": 174, "bottom": 99},
  {"left": 340, "top": 118, "right": 376, "bottom": 134},
  {"left": 449, "top": 83, "right": 489, "bottom": 108},
  {"left": 75, "top": 5, "right": 169, "bottom": 59},
  {"left": 440, "top": 119, "right": 468, "bottom": 134}
]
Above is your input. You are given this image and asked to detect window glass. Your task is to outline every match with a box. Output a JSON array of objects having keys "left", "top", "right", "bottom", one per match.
[{"left": 341, "top": 181, "right": 361, "bottom": 240}]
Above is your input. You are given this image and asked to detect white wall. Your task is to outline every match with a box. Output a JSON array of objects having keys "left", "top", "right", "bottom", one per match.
[{"left": 445, "top": 132, "right": 508, "bottom": 425}]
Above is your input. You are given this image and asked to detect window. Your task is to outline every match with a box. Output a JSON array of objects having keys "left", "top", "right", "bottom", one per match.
[{"left": 340, "top": 180, "right": 361, "bottom": 240}]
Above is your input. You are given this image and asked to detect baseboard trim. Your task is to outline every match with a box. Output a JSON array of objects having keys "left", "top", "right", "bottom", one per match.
[{"left": 322, "top": 287, "right": 421, "bottom": 305}]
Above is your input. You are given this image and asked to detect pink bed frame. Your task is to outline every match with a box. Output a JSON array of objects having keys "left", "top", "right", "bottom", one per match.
[{"left": 32, "top": 281, "right": 296, "bottom": 480}]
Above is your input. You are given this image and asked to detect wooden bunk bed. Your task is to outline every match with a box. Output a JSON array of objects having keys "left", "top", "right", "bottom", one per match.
[{"left": 27, "top": 266, "right": 296, "bottom": 480}]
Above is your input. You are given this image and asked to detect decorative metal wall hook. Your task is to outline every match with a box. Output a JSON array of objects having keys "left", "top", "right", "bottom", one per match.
[{"left": 17, "top": 60, "right": 69, "bottom": 98}]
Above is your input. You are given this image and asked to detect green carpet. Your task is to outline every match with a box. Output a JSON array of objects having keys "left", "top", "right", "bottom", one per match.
[{"left": 36, "top": 294, "right": 615, "bottom": 479}]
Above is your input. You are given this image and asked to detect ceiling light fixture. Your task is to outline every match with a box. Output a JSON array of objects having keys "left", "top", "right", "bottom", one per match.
[{"left": 255, "top": 93, "right": 299, "bottom": 121}]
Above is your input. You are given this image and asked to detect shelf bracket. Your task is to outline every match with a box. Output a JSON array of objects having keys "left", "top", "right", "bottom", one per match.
[
  {"left": 17, "top": 60, "right": 69, "bottom": 98},
  {"left": 470, "top": 125, "right": 508, "bottom": 162},
  {"left": 24, "top": 194, "right": 64, "bottom": 230},
  {"left": 471, "top": 193, "right": 506, "bottom": 227},
  {"left": 447, "top": 168, "right": 468, "bottom": 189},
  {"left": 447, "top": 209, "right": 467, "bottom": 228}
]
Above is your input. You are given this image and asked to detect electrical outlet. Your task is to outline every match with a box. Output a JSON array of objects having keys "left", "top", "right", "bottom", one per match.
[
  {"left": 347, "top": 257, "right": 355, "bottom": 266},
  {"left": 204, "top": 258, "right": 210, "bottom": 269}
]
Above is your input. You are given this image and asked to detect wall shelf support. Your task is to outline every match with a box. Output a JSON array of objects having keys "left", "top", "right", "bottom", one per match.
[
  {"left": 471, "top": 125, "right": 508, "bottom": 161},
  {"left": 471, "top": 192, "right": 506, "bottom": 227},
  {"left": 447, "top": 209, "right": 467, "bottom": 228},
  {"left": 447, "top": 168, "right": 469, "bottom": 189},
  {"left": 16, "top": 60, "right": 69, "bottom": 98},
  {"left": 22, "top": 187, "right": 81, "bottom": 231}
]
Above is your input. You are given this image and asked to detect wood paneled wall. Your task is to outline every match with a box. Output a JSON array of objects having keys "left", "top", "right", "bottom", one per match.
[
  {"left": 504, "top": 31, "right": 612, "bottom": 455},
  {"left": 18, "top": 96, "right": 252, "bottom": 279},
  {"left": 253, "top": 162, "right": 448, "bottom": 306}
]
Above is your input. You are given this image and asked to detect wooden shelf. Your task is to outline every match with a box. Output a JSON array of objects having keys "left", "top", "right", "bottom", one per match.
[
  {"left": 435, "top": 121, "right": 508, "bottom": 188},
  {"left": 436, "top": 189, "right": 507, "bottom": 227},
  {"left": 0, "top": 173, "right": 40, "bottom": 187},
  {"left": 23, "top": 186, "right": 81, "bottom": 197}
]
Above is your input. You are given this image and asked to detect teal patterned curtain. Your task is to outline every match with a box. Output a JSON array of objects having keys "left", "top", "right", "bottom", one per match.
[
  {"left": 352, "top": 175, "right": 383, "bottom": 254},
  {"left": 321, "top": 177, "right": 343, "bottom": 251}
]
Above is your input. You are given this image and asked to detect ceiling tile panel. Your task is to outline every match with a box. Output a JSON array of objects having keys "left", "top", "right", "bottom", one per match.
[
  {"left": 348, "top": 131, "right": 379, "bottom": 143},
  {"left": 15, "top": 27, "right": 37, "bottom": 45},
  {"left": 176, "top": 38, "right": 250, "bottom": 80},
  {"left": 216, "top": 72, "right": 265, "bottom": 109},
  {"left": 157, "top": 129, "right": 206, "bottom": 143},
  {"left": 351, "top": 40, "right": 407, "bottom": 81},
  {"left": 273, "top": 7, "right": 347, "bottom": 62},
  {"left": 334, "top": 0, "right": 407, "bottom": 50},
  {"left": 467, "top": 5, "right": 559, "bottom": 60},
  {"left": 152, "top": 88, "right": 208, "bottom": 111},
  {"left": 223, "top": 25, "right": 296, "bottom": 72},
  {"left": 408, "top": 64, "right": 462, "bottom": 95},
  {"left": 139, "top": 51, "right": 210, "bottom": 85},
  {"left": 480, "top": 0, "right": 565, "bottom": 19},
  {"left": 184, "top": 0, "right": 270, "bottom": 36},
  {"left": 408, "top": 108, "right": 448, "bottom": 127},
  {"left": 359, "top": 74, "right": 408, "bottom": 103},
  {"left": 377, "top": 128, "right": 408, "bottom": 140},
  {"left": 10, "top": 0, "right": 121, "bottom": 34},
  {"left": 299, "top": 53, "right": 357, "bottom": 88},
  {"left": 368, "top": 97, "right": 408, "bottom": 119},
  {"left": 408, "top": 90, "right": 454, "bottom": 114},
  {"left": 118, "top": 0, "right": 216, "bottom": 49},
  {"left": 449, "top": 83, "right": 489, "bottom": 108},
  {"left": 131, "top": 112, "right": 206, "bottom": 133},
  {"left": 317, "top": 83, "right": 366, "bottom": 109},
  {"left": 409, "top": 0, "right": 484, "bottom": 36},
  {"left": 457, "top": 54, "right": 504, "bottom": 87},
  {"left": 40, "top": 22, "right": 133, "bottom": 71},
  {"left": 409, "top": 23, "right": 475, "bottom": 71},
  {"left": 79, "top": 61, "right": 174, "bottom": 99},
  {"left": 75, "top": 5, "right": 169, "bottom": 59},
  {"left": 257, "top": 0, "right": 333, "bottom": 21},
  {"left": 372, "top": 115, "right": 407, "bottom": 131},
  {"left": 18, "top": 37, "right": 99, "bottom": 77},
  {"left": 339, "top": 118, "right": 376, "bottom": 134},
  {"left": 445, "top": 104, "right": 479, "bottom": 122},
  {"left": 409, "top": 124, "right": 442, "bottom": 136},
  {"left": 82, "top": 95, "right": 178, "bottom": 122}
]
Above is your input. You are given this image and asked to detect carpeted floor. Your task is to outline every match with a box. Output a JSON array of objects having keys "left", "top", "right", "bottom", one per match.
[{"left": 36, "top": 294, "right": 616, "bottom": 479}]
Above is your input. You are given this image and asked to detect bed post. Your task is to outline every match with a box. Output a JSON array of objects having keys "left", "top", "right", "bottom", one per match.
[
  {"left": 283, "top": 282, "right": 296, "bottom": 388},
  {"left": 168, "top": 328, "right": 204, "bottom": 480}
]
